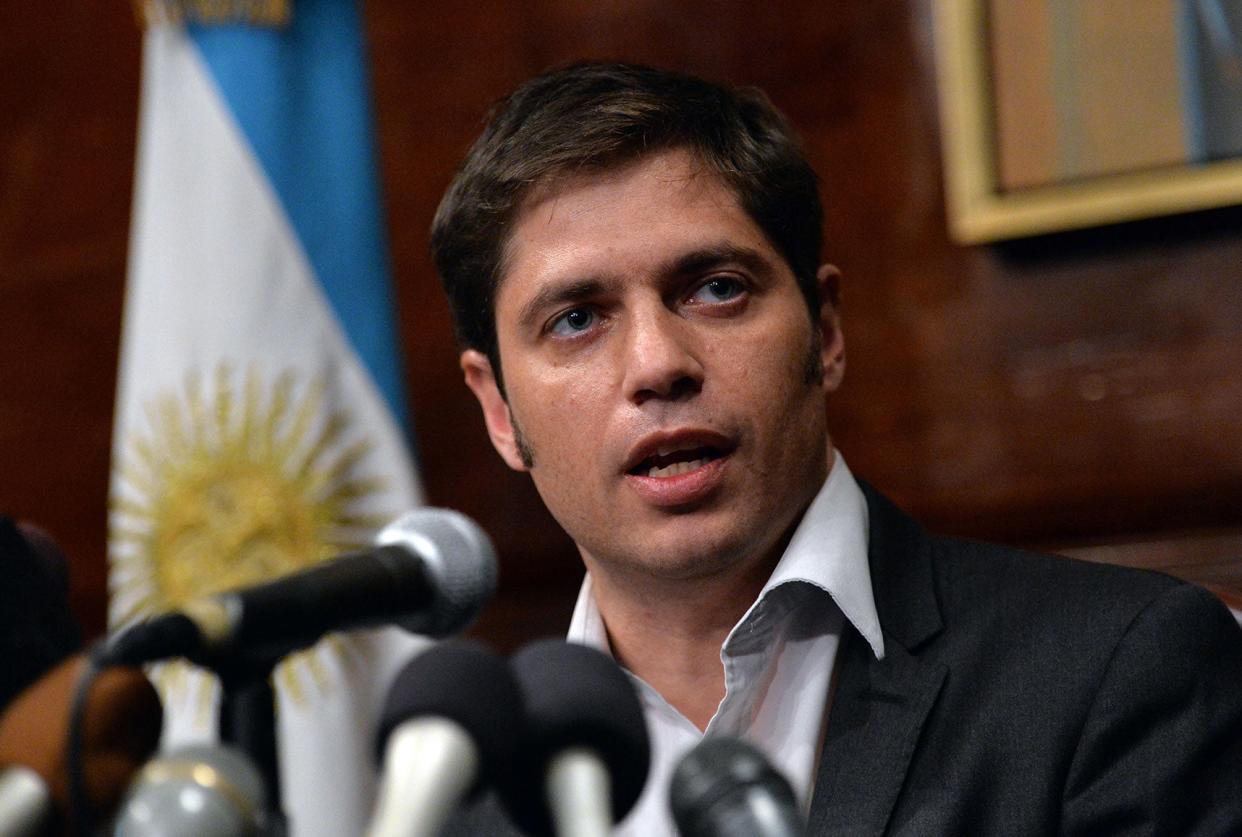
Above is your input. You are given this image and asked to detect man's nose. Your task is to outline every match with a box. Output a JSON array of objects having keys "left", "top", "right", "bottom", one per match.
[{"left": 620, "top": 308, "right": 704, "bottom": 406}]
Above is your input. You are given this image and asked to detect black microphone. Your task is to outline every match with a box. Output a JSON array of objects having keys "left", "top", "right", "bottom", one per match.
[
  {"left": 112, "top": 744, "right": 267, "bottom": 836},
  {"left": 101, "top": 508, "right": 497, "bottom": 668},
  {"left": 669, "top": 737, "right": 804, "bottom": 837},
  {"left": 0, "top": 518, "right": 80, "bottom": 711},
  {"left": 500, "top": 640, "right": 650, "bottom": 837},
  {"left": 368, "top": 641, "right": 525, "bottom": 837}
]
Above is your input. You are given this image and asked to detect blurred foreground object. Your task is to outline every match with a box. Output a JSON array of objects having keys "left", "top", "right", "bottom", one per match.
[
  {"left": 670, "top": 737, "right": 803, "bottom": 837},
  {"left": 0, "top": 656, "right": 161, "bottom": 835},
  {"left": 0, "top": 519, "right": 80, "bottom": 710},
  {"left": 113, "top": 745, "right": 266, "bottom": 837}
]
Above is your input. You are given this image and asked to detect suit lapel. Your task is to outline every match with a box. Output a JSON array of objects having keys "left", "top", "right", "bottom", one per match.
[
  {"left": 806, "top": 484, "right": 947, "bottom": 835},
  {"left": 807, "top": 631, "right": 946, "bottom": 835}
]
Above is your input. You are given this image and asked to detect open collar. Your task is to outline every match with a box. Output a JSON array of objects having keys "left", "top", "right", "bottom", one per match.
[
  {"left": 807, "top": 482, "right": 948, "bottom": 836},
  {"left": 568, "top": 452, "right": 884, "bottom": 661}
]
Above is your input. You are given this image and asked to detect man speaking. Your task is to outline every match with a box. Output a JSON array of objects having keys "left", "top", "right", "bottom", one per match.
[{"left": 430, "top": 62, "right": 1242, "bottom": 834}]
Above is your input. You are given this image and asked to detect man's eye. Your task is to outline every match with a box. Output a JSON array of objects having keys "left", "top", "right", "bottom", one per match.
[
  {"left": 689, "top": 277, "right": 745, "bottom": 304},
  {"left": 548, "top": 307, "right": 596, "bottom": 336}
]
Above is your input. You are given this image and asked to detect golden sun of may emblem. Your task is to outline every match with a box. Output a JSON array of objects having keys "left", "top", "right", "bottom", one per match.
[{"left": 109, "top": 364, "right": 391, "bottom": 707}]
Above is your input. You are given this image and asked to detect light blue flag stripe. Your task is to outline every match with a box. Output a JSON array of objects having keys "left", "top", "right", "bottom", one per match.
[{"left": 186, "top": 0, "right": 409, "bottom": 431}]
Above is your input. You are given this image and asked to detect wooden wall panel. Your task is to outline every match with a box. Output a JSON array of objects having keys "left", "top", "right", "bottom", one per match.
[
  {"left": 1, "top": 1, "right": 1239, "bottom": 649},
  {"left": 0, "top": 1, "right": 139, "bottom": 634}
]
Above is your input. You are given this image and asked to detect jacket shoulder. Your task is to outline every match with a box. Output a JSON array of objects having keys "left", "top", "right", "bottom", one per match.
[
  {"left": 860, "top": 480, "right": 1198, "bottom": 648},
  {"left": 928, "top": 532, "right": 1184, "bottom": 625}
]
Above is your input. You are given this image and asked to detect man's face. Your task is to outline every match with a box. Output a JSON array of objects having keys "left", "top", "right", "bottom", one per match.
[{"left": 462, "top": 149, "right": 844, "bottom": 583}]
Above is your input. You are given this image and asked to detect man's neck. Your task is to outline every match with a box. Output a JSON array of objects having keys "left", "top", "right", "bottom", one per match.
[{"left": 585, "top": 548, "right": 781, "bottom": 731}]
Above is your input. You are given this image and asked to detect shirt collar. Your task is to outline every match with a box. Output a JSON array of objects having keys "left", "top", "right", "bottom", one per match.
[
  {"left": 754, "top": 450, "right": 883, "bottom": 659},
  {"left": 568, "top": 451, "right": 884, "bottom": 661}
]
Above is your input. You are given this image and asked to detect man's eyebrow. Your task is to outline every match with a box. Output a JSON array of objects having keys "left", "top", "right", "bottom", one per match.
[
  {"left": 517, "top": 277, "right": 611, "bottom": 329},
  {"left": 660, "top": 243, "right": 774, "bottom": 281},
  {"left": 514, "top": 245, "right": 772, "bottom": 328}
]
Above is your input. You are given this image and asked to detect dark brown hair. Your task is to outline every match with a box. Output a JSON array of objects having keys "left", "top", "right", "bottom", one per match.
[{"left": 431, "top": 61, "right": 824, "bottom": 390}]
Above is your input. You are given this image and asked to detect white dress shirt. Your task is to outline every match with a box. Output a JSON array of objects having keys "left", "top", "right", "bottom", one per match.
[{"left": 567, "top": 451, "right": 885, "bottom": 836}]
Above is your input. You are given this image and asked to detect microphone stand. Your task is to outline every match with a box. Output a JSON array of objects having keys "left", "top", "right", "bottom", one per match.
[{"left": 217, "top": 656, "right": 287, "bottom": 837}]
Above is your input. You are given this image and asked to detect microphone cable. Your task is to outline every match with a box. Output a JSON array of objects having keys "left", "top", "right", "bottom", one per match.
[
  {"left": 66, "top": 641, "right": 108, "bottom": 837},
  {"left": 0, "top": 645, "right": 162, "bottom": 837}
]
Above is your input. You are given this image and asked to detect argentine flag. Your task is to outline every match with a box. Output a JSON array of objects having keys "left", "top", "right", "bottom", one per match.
[{"left": 109, "top": 1, "right": 424, "bottom": 834}]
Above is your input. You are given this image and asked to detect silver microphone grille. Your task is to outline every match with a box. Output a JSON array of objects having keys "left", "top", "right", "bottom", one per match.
[{"left": 376, "top": 507, "right": 498, "bottom": 637}]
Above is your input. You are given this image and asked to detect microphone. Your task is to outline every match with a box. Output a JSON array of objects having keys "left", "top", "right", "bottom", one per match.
[
  {"left": 112, "top": 745, "right": 266, "bottom": 837},
  {"left": 669, "top": 737, "right": 804, "bottom": 837},
  {"left": 368, "top": 641, "right": 525, "bottom": 837},
  {"left": 102, "top": 507, "right": 498, "bottom": 667},
  {"left": 0, "top": 767, "right": 50, "bottom": 837},
  {"left": 0, "top": 518, "right": 80, "bottom": 711},
  {"left": 0, "top": 654, "right": 162, "bottom": 836},
  {"left": 500, "top": 640, "right": 649, "bottom": 837}
]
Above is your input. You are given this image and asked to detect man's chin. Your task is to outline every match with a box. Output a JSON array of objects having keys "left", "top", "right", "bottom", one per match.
[{"left": 587, "top": 525, "right": 778, "bottom": 585}]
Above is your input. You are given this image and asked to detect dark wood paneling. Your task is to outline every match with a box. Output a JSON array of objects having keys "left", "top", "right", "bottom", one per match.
[
  {"left": 1, "top": 1, "right": 1239, "bottom": 647},
  {"left": 0, "top": 1, "right": 139, "bottom": 635}
]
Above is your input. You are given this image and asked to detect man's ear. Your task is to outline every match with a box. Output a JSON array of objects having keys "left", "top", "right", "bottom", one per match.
[
  {"left": 460, "top": 349, "right": 530, "bottom": 472},
  {"left": 817, "top": 264, "right": 845, "bottom": 393}
]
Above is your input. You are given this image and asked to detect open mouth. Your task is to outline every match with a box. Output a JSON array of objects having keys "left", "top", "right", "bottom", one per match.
[{"left": 628, "top": 445, "right": 726, "bottom": 478}]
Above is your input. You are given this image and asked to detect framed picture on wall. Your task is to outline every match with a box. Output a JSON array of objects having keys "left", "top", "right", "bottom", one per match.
[{"left": 932, "top": 0, "right": 1242, "bottom": 243}]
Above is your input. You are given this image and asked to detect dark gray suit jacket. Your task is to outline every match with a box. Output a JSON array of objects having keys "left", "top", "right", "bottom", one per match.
[
  {"left": 451, "top": 487, "right": 1242, "bottom": 835},
  {"left": 810, "top": 484, "right": 1242, "bottom": 835}
]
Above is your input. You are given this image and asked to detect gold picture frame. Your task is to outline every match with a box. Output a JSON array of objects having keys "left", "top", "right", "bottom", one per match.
[{"left": 932, "top": 0, "right": 1242, "bottom": 244}]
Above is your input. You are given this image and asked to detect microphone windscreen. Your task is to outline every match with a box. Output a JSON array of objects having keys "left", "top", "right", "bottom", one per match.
[
  {"left": 0, "top": 518, "right": 80, "bottom": 709},
  {"left": 502, "top": 640, "right": 650, "bottom": 835},
  {"left": 669, "top": 736, "right": 802, "bottom": 837},
  {"left": 377, "top": 508, "right": 498, "bottom": 637},
  {"left": 15, "top": 522, "right": 70, "bottom": 594},
  {"left": 375, "top": 640, "right": 524, "bottom": 792},
  {"left": 0, "top": 654, "right": 162, "bottom": 828}
]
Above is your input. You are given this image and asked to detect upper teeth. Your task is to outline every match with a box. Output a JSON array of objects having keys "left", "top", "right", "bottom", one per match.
[{"left": 647, "top": 458, "right": 709, "bottom": 478}]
